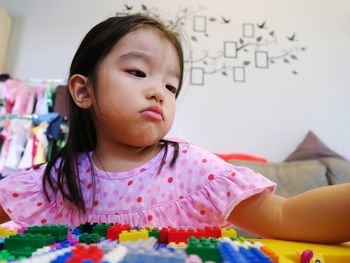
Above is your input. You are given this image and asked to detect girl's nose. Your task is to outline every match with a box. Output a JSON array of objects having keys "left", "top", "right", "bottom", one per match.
[{"left": 146, "top": 82, "right": 165, "bottom": 103}]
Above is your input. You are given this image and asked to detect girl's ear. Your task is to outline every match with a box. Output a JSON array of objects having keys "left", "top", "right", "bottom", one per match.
[{"left": 68, "top": 74, "right": 93, "bottom": 109}]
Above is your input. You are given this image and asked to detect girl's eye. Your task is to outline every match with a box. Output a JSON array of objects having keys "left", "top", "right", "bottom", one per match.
[
  {"left": 166, "top": 84, "right": 177, "bottom": 94},
  {"left": 128, "top": 70, "right": 146, "bottom": 78}
]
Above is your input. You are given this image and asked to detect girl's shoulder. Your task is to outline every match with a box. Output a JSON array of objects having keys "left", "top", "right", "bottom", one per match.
[{"left": 164, "top": 137, "right": 232, "bottom": 172}]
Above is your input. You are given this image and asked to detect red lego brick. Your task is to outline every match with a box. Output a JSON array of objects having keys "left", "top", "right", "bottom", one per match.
[
  {"left": 65, "top": 244, "right": 103, "bottom": 263},
  {"left": 168, "top": 228, "right": 207, "bottom": 243},
  {"left": 106, "top": 224, "right": 131, "bottom": 241},
  {"left": 203, "top": 226, "right": 221, "bottom": 238}
]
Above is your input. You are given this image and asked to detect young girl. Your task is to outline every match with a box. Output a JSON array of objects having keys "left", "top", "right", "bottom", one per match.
[{"left": 0, "top": 14, "right": 349, "bottom": 244}]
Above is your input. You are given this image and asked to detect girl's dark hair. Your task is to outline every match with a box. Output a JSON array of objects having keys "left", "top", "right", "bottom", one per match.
[{"left": 43, "top": 14, "right": 184, "bottom": 213}]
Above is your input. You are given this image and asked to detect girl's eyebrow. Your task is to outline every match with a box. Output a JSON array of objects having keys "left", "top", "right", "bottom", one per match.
[
  {"left": 118, "top": 51, "right": 151, "bottom": 62},
  {"left": 118, "top": 51, "right": 180, "bottom": 80}
]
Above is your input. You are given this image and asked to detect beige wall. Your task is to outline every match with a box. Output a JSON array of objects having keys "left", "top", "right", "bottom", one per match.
[{"left": 0, "top": 4, "right": 11, "bottom": 72}]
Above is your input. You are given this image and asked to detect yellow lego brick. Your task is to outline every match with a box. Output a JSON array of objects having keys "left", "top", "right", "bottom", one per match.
[
  {"left": 0, "top": 226, "right": 17, "bottom": 238},
  {"left": 146, "top": 225, "right": 154, "bottom": 230},
  {"left": 221, "top": 228, "right": 237, "bottom": 238},
  {"left": 167, "top": 242, "right": 187, "bottom": 250},
  {"left": 119, "top": 229, "right": 149, "bottom": 242}
]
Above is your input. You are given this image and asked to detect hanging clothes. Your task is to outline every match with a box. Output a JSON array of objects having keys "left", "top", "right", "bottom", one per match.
[{"left": 0, "top": 78, "right": 68, "bottom": 176}]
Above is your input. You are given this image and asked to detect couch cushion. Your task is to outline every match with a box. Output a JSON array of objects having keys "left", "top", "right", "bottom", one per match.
[
  {"left": 228, "top": 160, "right": 328, "bottom": 197},
  {"left": 321, "top": 158, "right": 350, "bottom": 184}
]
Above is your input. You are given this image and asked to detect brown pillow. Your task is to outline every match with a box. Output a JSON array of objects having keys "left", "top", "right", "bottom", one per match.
[{"left": 285, "top": 131, "right": 345, "bottom": 162}]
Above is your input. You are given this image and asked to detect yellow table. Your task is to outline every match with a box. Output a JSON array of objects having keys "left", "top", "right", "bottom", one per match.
[{"left": 249, "top": 239, "right": 350, "bottom": 263}]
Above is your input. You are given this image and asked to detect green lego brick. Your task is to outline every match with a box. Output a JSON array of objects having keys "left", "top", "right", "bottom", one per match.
[
  {"left": 10, "top": 247, "right": 35, "bottom": 258},
  {"left": 24, "top": 225, "right": 68, "bottom": 242},
  {"left": 79, "top": 233, "right": 100, "bottom": 244},
  {"left": 148, "top": 228, "right": 160, "bottom": 240},
  {"left": 92, "top": 223, "right": 112, "bottom": 237},
  {"left": 4, "top": 233, "right": 55, "bottom": 252},
  {"left": 0, "top": 250, "right": 16, "bottom": 261},
  {"left": 186, "top": 236, "right": 221, "bottom": 263}
]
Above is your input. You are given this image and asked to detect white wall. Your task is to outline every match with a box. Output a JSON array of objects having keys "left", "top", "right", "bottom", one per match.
[{"left": 1, "top": 0, "right": 349, "bottom": 161}]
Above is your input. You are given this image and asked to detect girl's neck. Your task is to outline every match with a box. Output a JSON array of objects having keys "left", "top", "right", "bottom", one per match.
[{"left": 92, "top": 142, "right": 162, "bottom": 173}]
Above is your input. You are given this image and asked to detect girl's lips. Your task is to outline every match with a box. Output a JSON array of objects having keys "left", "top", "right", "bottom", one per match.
[
  {"left": 141, "top": 110, "right": 163, "bottom": 121},
  {"left": 141, "top": 106, "right": 164, "bottom": 121}
]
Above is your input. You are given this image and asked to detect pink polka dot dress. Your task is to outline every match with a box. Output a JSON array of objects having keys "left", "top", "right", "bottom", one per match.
[{"left": 0, "top": 139, "right": 276, "bottom": 228}]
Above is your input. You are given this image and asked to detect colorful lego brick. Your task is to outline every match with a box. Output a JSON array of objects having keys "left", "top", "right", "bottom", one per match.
[
  {"left": 119, "top": 229, "right": 149, "bottom": 242},
  {"left": 121, "top": 246, "right": 186, "bottom": 263},
  {"left": 259, "top": 246, "right": 279, "bottom": 263},
  {"left": 186, "top": 236, "right": 221, "bottom": 263},
  {"left": 121, "top": 236, "right": 157, "bottom": 253},
  {"left": 221, "top": 228, "right": 237, "bottom": 239},
  {"left": 159, "top": 227, "right": 170, "bottom": 243},
  {"left": 65, "top": 244, "right": 103, "bottom": 263},
  {"left": 79, "top": 233, "right": 101, "bottom": 244},
  {"left": 184, "top": 254, "right": 203, "bottom": 263},
  {"left": 148, "top": 228, "right": 160, "bottom": 241},
  {"left": 24, "top": 224, "right": 68, "bottom": 242},
  {"left": 203, "top": 226, "right": 221, "bottom": 238},
  {"left": 0, "top": 226, "right": 17, "bottom": 238},
  {"left": 0, "top": 250, "right": 16, "bottom": 261},
  {"left": 78, "top": 222, "right": 98, "bottom": 233},
  {"left": 102, "top": 244, "right": 128, "bottom": 262},
  {"left": 218, "top": 241, "right": 248, "bottom": 263},
  {"left": 106, "top": 223, "right": 131, "bottom": 240},
  {"left": 4, "top": 233, "right": 55, "bottom": 252},
  {"left": 167, "top": 242, "right": 187, "bottom": 250},
  {"left": 92, "top": 223, "right": 112, "bottom": 237},
  {"left": 239, "top": 246, "right": 273, "bottom": 263},
  {"left": 168, "top": 228, "right": 206, "bottom": 243},
  {"left": 9, "top": 246, "right": 35, "bottom": 258}
]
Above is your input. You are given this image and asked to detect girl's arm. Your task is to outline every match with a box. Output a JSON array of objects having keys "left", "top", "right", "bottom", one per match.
[
  {"left": 228, "top": 183, "right": 350, "bottom": 244},
  {"left": 0, "top": 205, "right": 10, "bottom": 224}
]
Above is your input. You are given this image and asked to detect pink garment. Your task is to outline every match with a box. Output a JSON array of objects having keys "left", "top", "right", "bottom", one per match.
[
  {"left": 2, "top": 79, "right": 35, "bottom": 114},
  {"left": 0, "top": 140, "right": 276, "bottom": 228}
]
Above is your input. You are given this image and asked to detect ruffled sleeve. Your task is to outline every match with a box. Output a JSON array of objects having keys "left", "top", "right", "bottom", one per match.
[
  {"left": 182, "top": 165, "right": 276, "bottom": 227},
  {"left": 0, "top": 164, "right": 60, "bottom": 226},
  {"left": 158, "top": 143, "right": 277, "bottom": 228}
]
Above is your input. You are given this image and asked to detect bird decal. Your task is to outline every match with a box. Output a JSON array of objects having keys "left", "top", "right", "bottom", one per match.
[
  {"left": 287, "top": 33, "right": 297, "bottom": 41},
  {"left": 123, "top": 3, "right": 133, "bottom": 10},
  {"left": 221, "top": 16, "right": 231, "bottom": 24},
  {"left": 257, "top": 21, "right": 267, "bottom": 29}
]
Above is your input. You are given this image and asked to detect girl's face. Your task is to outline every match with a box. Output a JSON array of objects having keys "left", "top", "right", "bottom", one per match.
[{"left": 91, "top": 26, "right": 181, "bottom": 148}]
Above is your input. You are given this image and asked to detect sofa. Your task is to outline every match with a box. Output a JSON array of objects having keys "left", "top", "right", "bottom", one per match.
[{"left": 227, "top": 157, "right": 350, "bottom": 237}]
